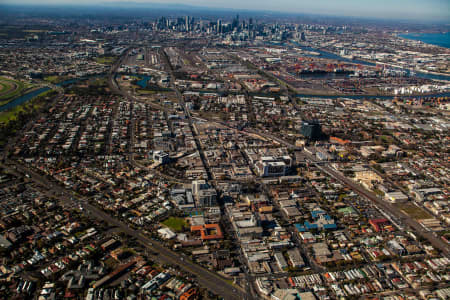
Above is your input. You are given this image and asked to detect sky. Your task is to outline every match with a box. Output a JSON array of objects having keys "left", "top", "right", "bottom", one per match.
[{"left": 3, "top": 0, "right": 450, "bottom": 21}]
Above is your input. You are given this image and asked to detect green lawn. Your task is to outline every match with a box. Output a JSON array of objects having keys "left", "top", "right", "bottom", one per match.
[
  {"left": 380, "top": 135, "right": 394, "bottom": 143},
  {"left": 0, "top": 77, "right": 26, "bottom": 103},
  {"left": 136, "top": 90, "right": 157, "bottom": 95},
  {"left": 89, "top": 77, "right": 107, "bottom": 87},
  {"left": 0, "top": 109, "right": 19, "bottom": 124},
  {"left": 162, "top": 217, "right": 188, "bottom": 232},
  {"left": 44, "top": 75, "right": 67, "bottom": 84},
  {"left": 0, "top": 82, "right": 8, "bottom": 93},
  {"left": 96, "top": 56, "right": 116, "bottom": 65}
]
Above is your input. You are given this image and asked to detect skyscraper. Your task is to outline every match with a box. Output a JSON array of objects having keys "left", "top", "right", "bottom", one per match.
[
  {"left": 232, "top": 14, "right": 239, "bottom": 30},
  {"left": 301, "top": 32, "right": 306, "bottom": 41},
  {"left": 217, "top": 19, "right": 222, "bottom": 33},
  {"left": 185, "top": 16, "right": 190, "bottom": 32}
]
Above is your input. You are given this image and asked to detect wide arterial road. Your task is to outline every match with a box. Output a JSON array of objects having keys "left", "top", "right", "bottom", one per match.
[
  {"left": 5, "top": 161, "right": 246, "bottom": 300},
  {"left": 247, "top": 128, "right": 450, "bottom": 257},
  {"left": 311, "top": 159, "right": 450, "bottom": 257}
]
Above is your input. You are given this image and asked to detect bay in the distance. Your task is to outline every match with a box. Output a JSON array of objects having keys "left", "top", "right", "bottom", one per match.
[{"left": 399, "top": 32, "right": 450, "bottom": 49}]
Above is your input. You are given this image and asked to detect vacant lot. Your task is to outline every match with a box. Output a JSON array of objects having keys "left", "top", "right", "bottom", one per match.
[{"left": 395, "top": 202, "right": 433, "bottom": 220}]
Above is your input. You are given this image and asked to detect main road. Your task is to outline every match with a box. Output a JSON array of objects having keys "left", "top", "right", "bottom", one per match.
[
  {"left": 5, "top": 160, "right": 246, "bottom": 300},
  {"left": 159, "top": 48, "right": 213, "bottom": 181},
  {"left": 310, "top": 158, "right": 450, "bottom": 257}
]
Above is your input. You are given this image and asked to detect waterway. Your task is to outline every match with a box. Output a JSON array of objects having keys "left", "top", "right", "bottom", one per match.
[
  {"left": 136, "top": 75, "right": 152, "bottom": 88},
  {"left": 0, "top": 87, "right": 50, "bottom": 112},
  {"left": 0, "top": 74, "right": 103, "bottom": 113},
  {"left": 296, "top": 44, "right": 376, "bottom": 67}
]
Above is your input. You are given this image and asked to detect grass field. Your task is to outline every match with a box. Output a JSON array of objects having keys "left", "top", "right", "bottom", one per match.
[
  {"left": 395, "top": 203, "right": 433, "bottom": 220},
  {"left": 23, "top": 30, "right": 47, "bottom": 33},
  {"left": 0, "top": 82, "right": 8, "bottom": 93},
  {"left": 0, "top": 77, "right": 32, "bottom": 106},
  {"left": 0, "top": 77, "right": 23, "bottom": 100},
  {"left": 96, "top": 56, "right": 116, "bottom": 65},
  {"left": 44, "top": 75, "right": 68, "bottom": 84},
  {"left": 89, "top": 77, "right": 108, "bottom": 86},
  {"left": 380, "top": 135, "right": 394, "bottom": 143},
  {"left": 162, "top": 217, "right": 188, "bottom": 232},
  {"left": 137, "top": 90, "right": 157, "bottom": 95}
]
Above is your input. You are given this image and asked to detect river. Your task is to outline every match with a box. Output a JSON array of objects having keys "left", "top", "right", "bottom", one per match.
[
  {"left": 0, "top": 87, "right": 51, "bottom": 112},
  {"left": 0, "top": 74, "right": 104, "bottom": 113}
]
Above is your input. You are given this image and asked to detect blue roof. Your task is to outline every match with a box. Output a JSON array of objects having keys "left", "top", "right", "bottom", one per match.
[
  {"left": 323, "top": 223, "right": 337, "bottom": 230},
  {"left": 189, "top": 211, "right": 204, "bottom": 217},
  {"left": 304, "top": 221, "right": 318, "bottom": 230},
  {"left": 311, "top": 210, "right": 326, "bottom": 218},
  {"left": 295, "top": 224, "right": 307, "bottom": 232}
]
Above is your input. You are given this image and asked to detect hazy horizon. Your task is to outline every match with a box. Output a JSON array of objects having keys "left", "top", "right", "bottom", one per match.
[{"left": 1, "top": 0, "right": 449, "bottom": 22}]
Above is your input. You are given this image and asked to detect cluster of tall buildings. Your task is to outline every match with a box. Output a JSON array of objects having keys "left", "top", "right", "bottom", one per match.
[{"left": 155, "top": 15, "right": 259, "bottom": 35}]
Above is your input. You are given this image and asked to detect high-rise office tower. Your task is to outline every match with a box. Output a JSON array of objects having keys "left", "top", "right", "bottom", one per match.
[
  {"left": 217, "top": 19, "right": 222, "bottom": 33},
  {"left": 301, "top": 32, "right": 306, "bottom": 41},
  {"left": 185, "top": 16, "right": 190, "bottom": 32}
]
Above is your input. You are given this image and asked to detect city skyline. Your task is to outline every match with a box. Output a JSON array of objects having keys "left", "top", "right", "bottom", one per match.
[{"left": 2, "top": 0, "right": 450, "bottom": 22}]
